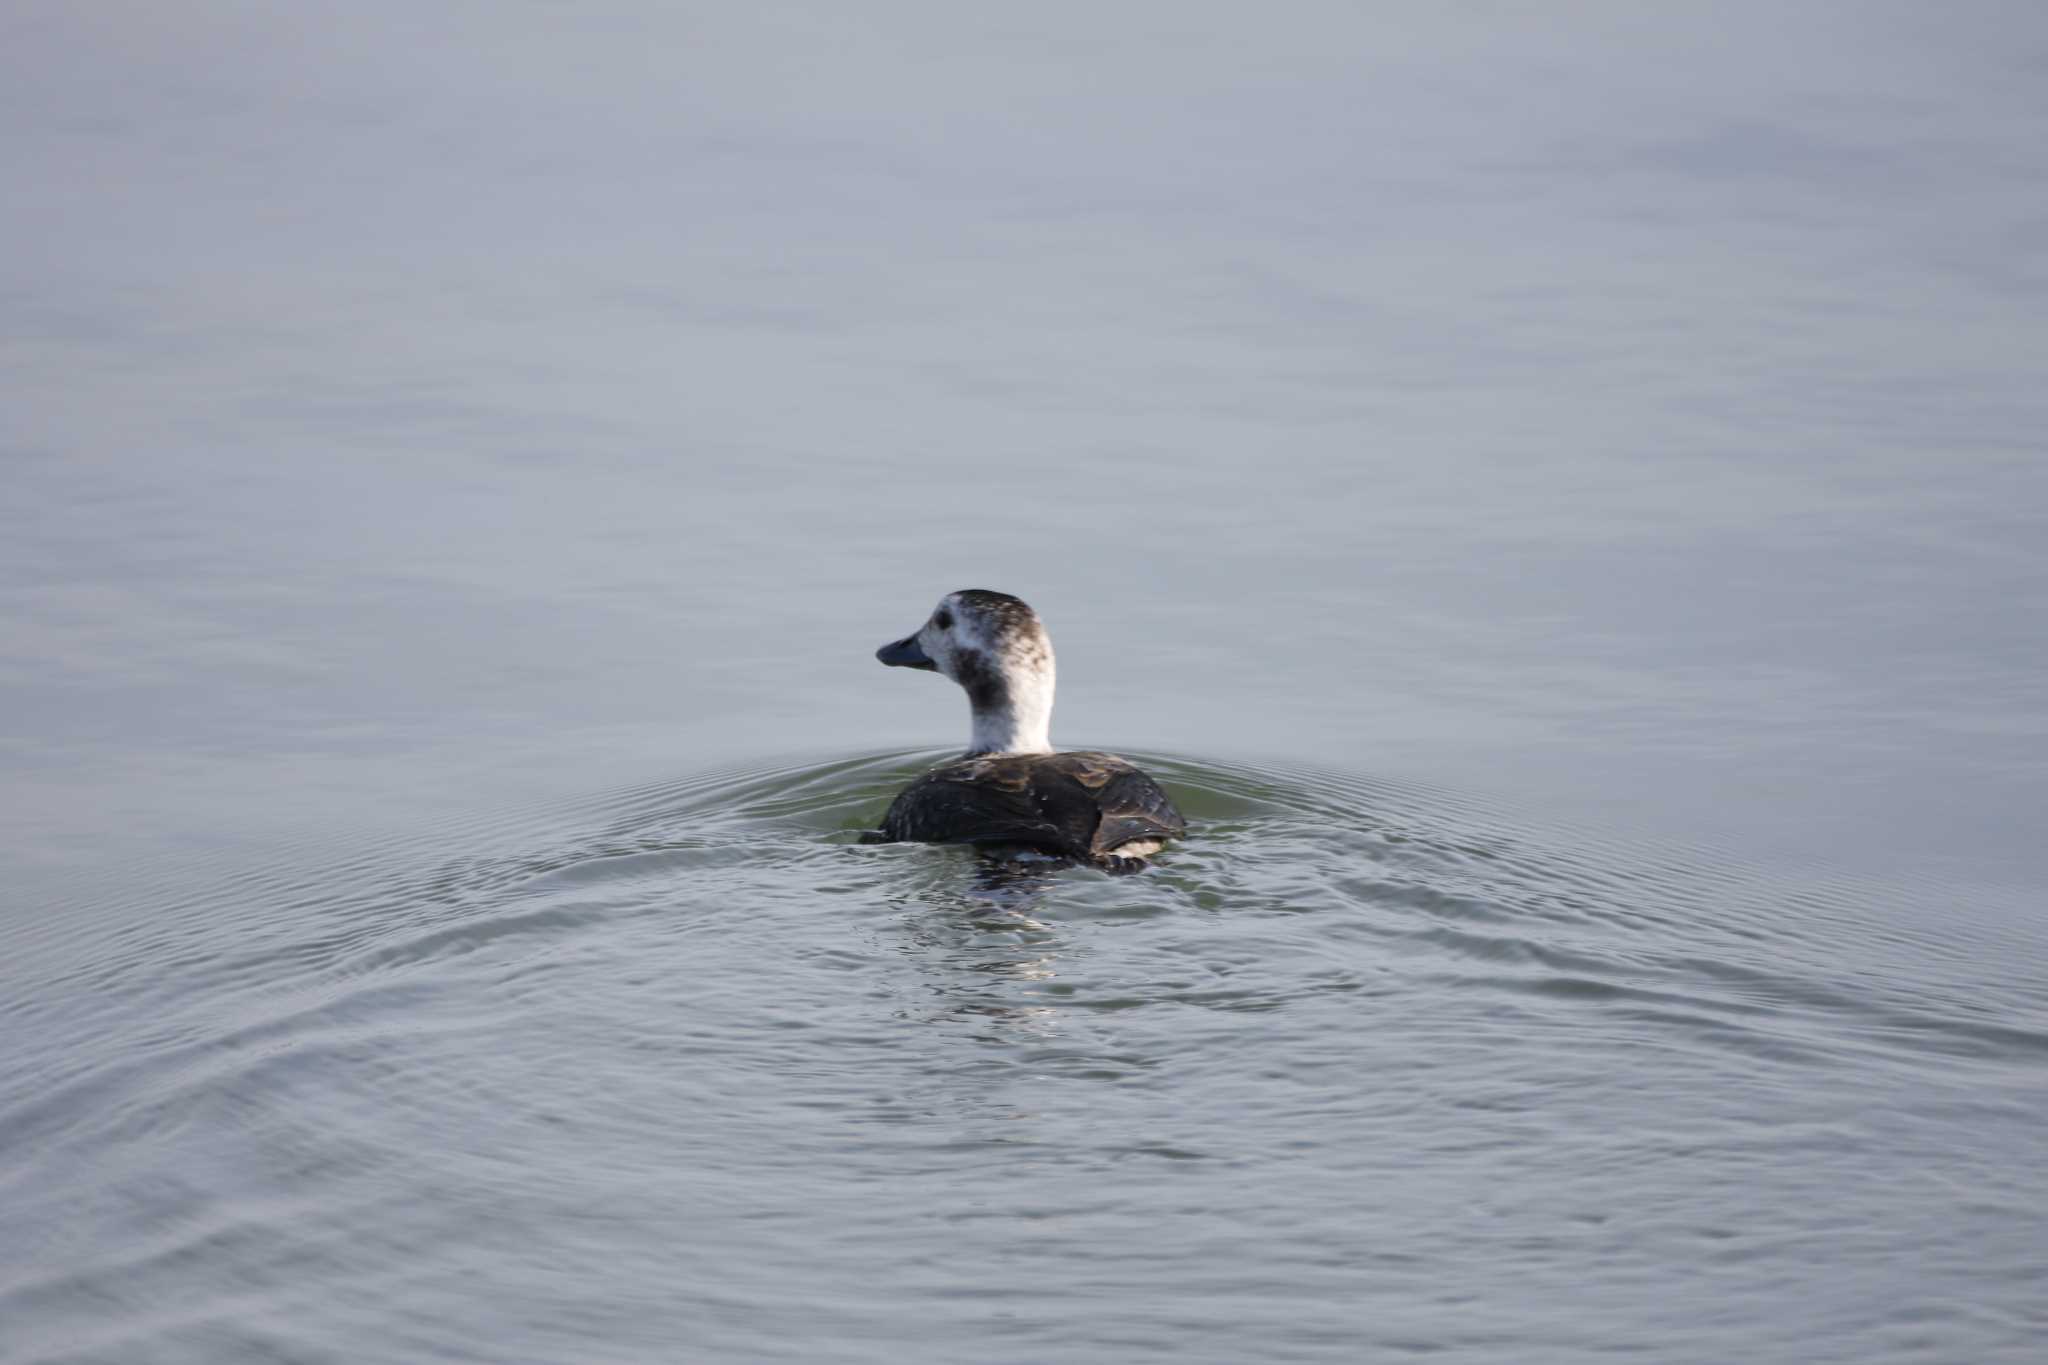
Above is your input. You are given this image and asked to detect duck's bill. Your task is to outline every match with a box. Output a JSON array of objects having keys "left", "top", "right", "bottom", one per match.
[{"left": 876, "top": 634, "right": 937, "bottom": 670}]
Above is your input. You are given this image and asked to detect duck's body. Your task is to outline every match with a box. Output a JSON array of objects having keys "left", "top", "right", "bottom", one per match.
[
  {"left": 880, "top": 750, "right": 1184, "bottom": 867},
  {"left": 871, "top": 589, "right": 1185, "bottom": 871}
]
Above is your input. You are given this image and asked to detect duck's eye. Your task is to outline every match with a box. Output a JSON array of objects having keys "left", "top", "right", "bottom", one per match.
[{"left": 932, "top": 610, "right": 953, "bottom": 631}]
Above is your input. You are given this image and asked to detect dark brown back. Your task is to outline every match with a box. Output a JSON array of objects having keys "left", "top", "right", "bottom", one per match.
[{"left": 879, "top": 751, "right": 1185, "bottom": 861}]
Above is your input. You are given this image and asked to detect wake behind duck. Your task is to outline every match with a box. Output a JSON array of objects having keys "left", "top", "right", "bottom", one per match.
[{"left": 869, "top": 589, "right": 1185, "bottom": 873}]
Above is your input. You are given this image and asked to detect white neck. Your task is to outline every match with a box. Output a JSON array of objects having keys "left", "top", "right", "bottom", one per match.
[{"left": 966, "top": 669, "right": 1054, "bottom": 756}]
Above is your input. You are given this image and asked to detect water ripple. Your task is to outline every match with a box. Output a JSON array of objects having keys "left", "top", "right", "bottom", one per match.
[{"left": 4, "top": 749, "right": 2046, "bottom": 1364}]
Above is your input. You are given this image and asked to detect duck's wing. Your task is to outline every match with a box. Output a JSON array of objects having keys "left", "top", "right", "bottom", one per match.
[{"left": 1058, "top": 753, "right": 1187, "bottom": 857}]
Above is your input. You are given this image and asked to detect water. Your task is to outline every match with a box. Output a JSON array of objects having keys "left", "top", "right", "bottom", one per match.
[
  {"left": 6, "top": 4, "right": 2048, "bottom": 1361},
  {"left": 5, "top": 752, "right": 2044, "bottom": 1362}
]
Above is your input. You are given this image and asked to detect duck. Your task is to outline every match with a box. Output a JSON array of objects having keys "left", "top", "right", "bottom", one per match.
[{"left": 871, "top": 589, "right": 1185, "bottom": 872}]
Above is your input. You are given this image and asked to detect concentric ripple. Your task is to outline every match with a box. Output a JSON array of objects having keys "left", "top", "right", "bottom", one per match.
[{"left": 2, "top": 750, "right": 2044, "bottom": 1364}]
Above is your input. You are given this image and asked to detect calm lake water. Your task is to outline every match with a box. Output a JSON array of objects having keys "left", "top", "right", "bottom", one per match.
[{"left": 5, "top": 5, "right": 2046, "bottom": 1362}]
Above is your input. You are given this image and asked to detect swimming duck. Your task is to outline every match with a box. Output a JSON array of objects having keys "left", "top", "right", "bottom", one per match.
[{"left": 872, "top": 589, "right": 1185, "bottom": 872}]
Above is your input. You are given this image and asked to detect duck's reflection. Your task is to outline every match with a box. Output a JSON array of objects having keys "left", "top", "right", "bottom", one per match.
[{"left": 884, "top": 852, "right": 1077, "bottom": 1040}]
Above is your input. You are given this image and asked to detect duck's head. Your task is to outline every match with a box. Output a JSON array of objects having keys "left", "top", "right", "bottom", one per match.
[{"left": 877, "top": 589, "right": 1056, "bottom": 756}]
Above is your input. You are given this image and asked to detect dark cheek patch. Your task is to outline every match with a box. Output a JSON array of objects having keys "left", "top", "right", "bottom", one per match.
[{"left": 954, "top": 649, "right": 1010, "bottom": 713}]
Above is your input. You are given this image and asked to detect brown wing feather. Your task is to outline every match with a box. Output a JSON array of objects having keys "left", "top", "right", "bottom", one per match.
[{"left": 1085, "top": 763, "right": 1187, "bottom": 856}]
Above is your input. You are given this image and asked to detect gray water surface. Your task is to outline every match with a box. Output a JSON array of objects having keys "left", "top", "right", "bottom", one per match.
[
  {"left": 5, "top": 4, "right": 2048, "bottom": 1362},
  {"left": 6, "top": 753, "right": 2045, "bottom": 1363}
]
